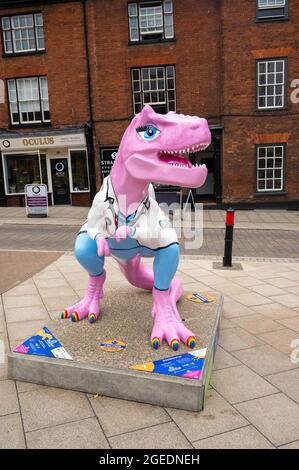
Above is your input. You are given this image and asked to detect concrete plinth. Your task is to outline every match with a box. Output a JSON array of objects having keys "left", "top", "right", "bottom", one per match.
[{"left": 8, "top": 285, "right": 223, "bottom": 411}]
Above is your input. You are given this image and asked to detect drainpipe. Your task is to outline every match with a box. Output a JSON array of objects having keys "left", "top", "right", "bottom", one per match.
[{"left": 82, "top": 0, "right": 96, "bottom": 199}]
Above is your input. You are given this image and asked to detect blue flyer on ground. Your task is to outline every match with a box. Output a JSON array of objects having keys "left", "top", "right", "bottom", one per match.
[
  {"left": 13, "top": 326, "right": 73, "bottom": 360},
  {"left": 130, "top": 348, "right": 207, "bottom": 379}
]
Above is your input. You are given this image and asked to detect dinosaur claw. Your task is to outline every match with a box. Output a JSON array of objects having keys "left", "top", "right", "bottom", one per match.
[
  {"left": 151, "top": 337, "right": 160, "bottom": 349},
  {"left": 171, "top": 339, "right": 180, "bottom": 351},
  {"left": 187, "top": 336, "right": 196, "bottom": 349},
  {"left": 88, "top": 313, "right": 97, "bottom": 324},
  {"left": 61, "top": 310, "right": 68, "bottom": 319},
  {"left": 71, "top": 312, "right": 79, "bottom": 322}
]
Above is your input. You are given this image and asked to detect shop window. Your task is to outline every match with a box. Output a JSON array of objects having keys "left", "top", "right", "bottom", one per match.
[
  {"left": 256, "top": 144, "right": 285, "bottom": 192},
  {"left": 131, "top": 65, "right": 176, "bottom": 114},
  {"left": 7, "top": 76, "right": 50, "bottom": 125},
  {"left": 256, "top": 0, "right": 288, "bottom": 21},
  {"left": 70, "top": 150, "right": 89, "bottom": 191},
  {"left": 128, "top": 1, "right": 174, "bottom": 43},
  {"left": 4, "top": 153, "right": 41, "bottom": 194},
  {"left": 1, "top": 13, "right": 45, "bottom": 55},
  {"left": 256, "top": 59, "right": 287, "bottom": 110}
]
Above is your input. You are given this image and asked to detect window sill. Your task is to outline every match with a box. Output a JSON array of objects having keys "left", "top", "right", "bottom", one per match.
[
  {"left": 253, "top": 191, "right": 287, "bottom": 197},
  {"left": 9, "top": 122, "right": 52, "bottom": 130},
  {"left": 2, "top": 50, "right": 46, "bottom": 59},
  {"left": 255, "top": 107, "right": 288, "bottom": 113},
  {"left": 255, "top": 16, "right": 289, "bottom": 23},
  {"left": 128, "top": 38, "right": 176, "bottom": 46}
]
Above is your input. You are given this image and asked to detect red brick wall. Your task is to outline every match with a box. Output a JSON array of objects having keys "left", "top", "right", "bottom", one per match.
[
  {"left": 0, "top": 1, "right": 90, "bottom": 130},
  {"left": 86, "top": 0, "right": 222, "bottom": 189},
  {"left": 71, "top": 192, "right": 91, "bottom": 206},
  {"left": 221, "top": 0, "right": 299, "bottom": 203}
]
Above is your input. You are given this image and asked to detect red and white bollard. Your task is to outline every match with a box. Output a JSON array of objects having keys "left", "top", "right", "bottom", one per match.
[{"left": 223, "top": 208, "right": 235, "bottom": 267}]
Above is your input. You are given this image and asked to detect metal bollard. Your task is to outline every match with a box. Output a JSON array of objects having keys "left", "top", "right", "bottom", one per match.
[{"left": 223, "top": 208, "right": 235, "bottom": 267}]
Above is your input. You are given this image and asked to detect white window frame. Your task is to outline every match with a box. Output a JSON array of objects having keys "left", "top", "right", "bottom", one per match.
[
  {"left": 68, "top": 148, "right": 90, "bottom": 193},
  {"left": 7, "top": 76, "right": 50, "bottom": 125},
  {"left": 257, "top": 59, "right": 286, "bottom": 110},
  {"left": 258, "top": 0, "right": 285, "bottom": 9},
  {"left": 256, "top": 144, "right": 284, "bottom": 192},
  {"left": 1, "top": 13, "right": 45, "bottom": 55},
  {"left": 128, "top": 0, "right": 174, "bottom": 42},
  {"left": 131, "top": 65, "right": 176, "bottom": 114}
]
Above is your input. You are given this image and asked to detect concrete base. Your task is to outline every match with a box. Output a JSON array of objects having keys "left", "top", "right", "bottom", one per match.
[{"left": 8, "top": 285, "right": 223, "bottom": 411}]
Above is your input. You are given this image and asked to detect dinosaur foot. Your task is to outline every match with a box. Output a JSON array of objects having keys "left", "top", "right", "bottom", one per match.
[
  {"left": 150, "top": 287, "right": 196, "bottom": 351},
  {"left": 61, "top": 272, "right": 106, "bottom": 324},
  {"left": 62, "top": 298, "right": 101, "bottom": 324}
]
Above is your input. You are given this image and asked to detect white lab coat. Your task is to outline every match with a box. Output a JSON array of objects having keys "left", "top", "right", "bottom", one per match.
[{"left": 79, "top": 176, "right": 178, "bottom": 250}]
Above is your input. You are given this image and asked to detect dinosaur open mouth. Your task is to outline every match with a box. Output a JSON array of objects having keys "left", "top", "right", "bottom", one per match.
[{"left": 159, "top": 141, "right": 210, "bottom": 168}]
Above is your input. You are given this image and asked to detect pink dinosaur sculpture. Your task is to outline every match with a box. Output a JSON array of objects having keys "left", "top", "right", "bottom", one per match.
[{"left": 62, "top": 105, "right": 211, "bottom": 350}]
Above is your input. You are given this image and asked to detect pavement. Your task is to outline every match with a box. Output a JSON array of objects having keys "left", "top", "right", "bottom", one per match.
[{"left": 0, "top": 206, "right": 299, "bottom": 449}]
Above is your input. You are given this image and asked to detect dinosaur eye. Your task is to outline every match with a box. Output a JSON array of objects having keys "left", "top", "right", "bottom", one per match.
[{"left": 137, "top": 125, "right": 160, "bottom": 141}]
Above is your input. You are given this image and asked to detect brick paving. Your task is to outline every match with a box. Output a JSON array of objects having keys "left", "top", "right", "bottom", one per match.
[
  {"left": 0, "top": 251, "right": 62, "bottom": 295},
  {"left": 0, "top": 224, "right": 298, "bottom": 259},
  {"left": 1, "top": 254, "right": 299, "bottom": 449}
]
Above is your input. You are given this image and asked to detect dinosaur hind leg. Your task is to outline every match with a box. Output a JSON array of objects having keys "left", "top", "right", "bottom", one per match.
[{"left": 117, "top": 254, "right": 183, "bottom": 303}]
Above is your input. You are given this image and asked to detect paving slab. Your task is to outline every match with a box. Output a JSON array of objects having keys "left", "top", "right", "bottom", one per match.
[
  {"left": 279, "top": 440, "right": 299, "bottom": 449},
  {"left": 266, "top": 369, "right": 299, "bottom": 404},
  {"left": 218, "top": 327, "right": 263, "bottom": 352},
  {"left": 167, "top": 389, "right": 248, "bottom": 442},
  {"left": 89, "top": 395, "right": 170, "bottom": 437},
  {"left": 231, "top": 314, "right": 284, "bottom": 335},
  {"left": 233, "top": 344, "right": 298, "bottom": 376},
  {"left": 8, "top": 285, "right": 223, "bottom": 411},
  {"left": 0, "top": 414, "right": 26, "bottom": 449},
  {"left": 236, "top": 393, "right": 299, "bottom": 447},
  {"left": 193, "top": 425, "right": 274, "bottom": 449},
  {"left": 109, "top": 422, "right": 192, "bottom": 449},
  {"left": 257, "top": 328, "right": 299, "bottom": 355},
  {"left": 18, "top": 386, "right": 94, "bottom": 432},
  {"left": 211, "top": 365, "right": 277, "bottom": 404},
  {"left": 0, "top": 380, "right": 19, "bottom": 416},
  {"left": 26, "top": 417, "right": 109, "bottom": 449}
]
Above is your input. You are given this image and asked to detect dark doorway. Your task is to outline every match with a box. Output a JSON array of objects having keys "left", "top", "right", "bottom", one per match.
[
  {"left": 50, "top": 158, "right": 70, "bottom": 205},
  {"left": 190, "top": 129, "right": 222, "bottom": 204}
]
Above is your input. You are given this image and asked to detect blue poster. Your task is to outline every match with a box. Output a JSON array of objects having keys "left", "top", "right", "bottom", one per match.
[
  {"left": 13, "top": 326, "right": 72, "bottom": 360},
  {"left": 130, "top": 348, "right": 207, "bottom": 379}
]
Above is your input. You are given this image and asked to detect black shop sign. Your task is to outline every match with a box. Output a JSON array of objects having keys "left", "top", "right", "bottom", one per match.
[{"left": 100, "top": 147, "right": 118, "bottom": 179}]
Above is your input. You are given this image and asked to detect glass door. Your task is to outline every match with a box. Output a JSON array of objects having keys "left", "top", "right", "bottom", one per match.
[{"left": 50, "top": 158, "right": 70, "bottom": 205}]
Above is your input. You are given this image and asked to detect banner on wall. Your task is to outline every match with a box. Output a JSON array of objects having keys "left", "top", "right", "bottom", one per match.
[
  {"left": 25, "top": 184, "right": 48, "bottom": 218},
  {"left": 100, "top": 147, "right": 118, "bottom": 179}
]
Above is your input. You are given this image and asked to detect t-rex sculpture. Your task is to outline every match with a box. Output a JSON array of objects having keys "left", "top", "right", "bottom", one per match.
[{"left": 62, "top": 105, "right": 211, "bottom": 351}]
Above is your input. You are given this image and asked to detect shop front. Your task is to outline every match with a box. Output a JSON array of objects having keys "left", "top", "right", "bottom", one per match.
[{"left": 0, "top": 129, "right": 91, "bottom": 207}]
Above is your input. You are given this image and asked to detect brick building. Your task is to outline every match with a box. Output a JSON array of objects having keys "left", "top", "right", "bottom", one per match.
[{"left": 0, "top": 0, "right": 298, "bottom": 208}]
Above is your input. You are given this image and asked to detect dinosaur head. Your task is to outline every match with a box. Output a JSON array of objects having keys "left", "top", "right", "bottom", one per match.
[{"left": 116, "top": 105, "right": 211, "bottom": 188}]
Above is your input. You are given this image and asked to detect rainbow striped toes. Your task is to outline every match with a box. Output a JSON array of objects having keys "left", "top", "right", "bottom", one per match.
[
  {"left": 187, "top": 336, "right": 196, "bottom": 349},
  {"left": 171, "top": 339, "right": 180, "bottom": 351},
  {"left": 89, "top": 313, "right": 97, "bottom": 324},
  {"left": 61, "top": 310, "right": 68, "bottom": 319},
  {"left": 151, "top": 337, "right": 160, "bottom": 350},
  {"left": 71, "top": 312, "right": 79, "bottom": 322}
]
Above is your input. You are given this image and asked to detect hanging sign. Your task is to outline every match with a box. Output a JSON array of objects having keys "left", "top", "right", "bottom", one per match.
[
  {"left": 100, "top": 147, "right": 118, "bottom": 179},
  {"left": 25, "top": 184, "right": 48, "bottom": 218}
]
